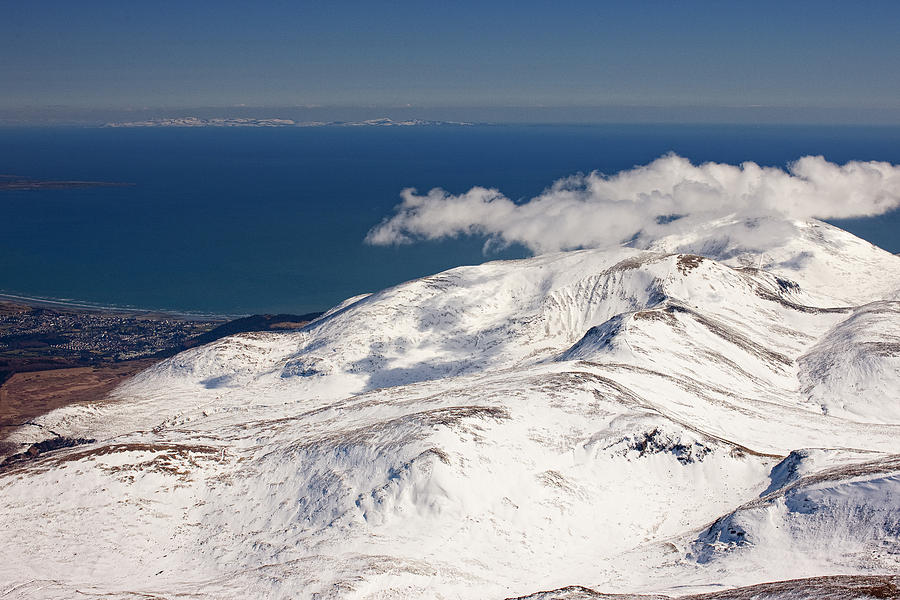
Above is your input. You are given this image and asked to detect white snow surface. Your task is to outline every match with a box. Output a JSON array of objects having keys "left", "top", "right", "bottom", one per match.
[{"left": 1, "top": 217, "right": 899, "bottom": 599}]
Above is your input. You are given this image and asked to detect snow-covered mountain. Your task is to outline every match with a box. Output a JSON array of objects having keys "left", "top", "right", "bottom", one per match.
[
  {"left": 300, "top": 117, "right": 474, "bottom": 127},
  {"left": 103, "top": 117, "right": 473, "bottom": 128},
  {"left": 1, "top": 217, "right": 898, "bottom": 599},
  {"left": 104, "top": 117, "right": 298, "bottom": 127}
]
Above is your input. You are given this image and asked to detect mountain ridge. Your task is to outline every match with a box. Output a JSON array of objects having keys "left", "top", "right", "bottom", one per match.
[{"left": 0, "top": 217, "right": 898, "bottom": 599}]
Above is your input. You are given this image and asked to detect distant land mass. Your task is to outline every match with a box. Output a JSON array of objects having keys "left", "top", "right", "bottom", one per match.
[
  {"left": 104, "top": 117, "right": 297, "bottom": 127},
  {"left": 302, "top": 117, "right": 475, "bottom": 127},
  {"left": 103, "top": 116, "right": 474, "bottom": 128},
  {"left": 0, "top": 174, "right": 130, "bottom": 191}
]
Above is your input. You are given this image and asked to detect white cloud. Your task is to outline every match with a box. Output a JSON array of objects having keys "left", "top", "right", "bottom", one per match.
[{"left": 365, "top": 154, "right": 900, "bottom": 254}]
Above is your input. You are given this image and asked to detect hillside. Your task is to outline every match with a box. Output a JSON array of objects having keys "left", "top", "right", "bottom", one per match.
[{"left": 0, "top": 217, "right": 898, "bottom": 599}]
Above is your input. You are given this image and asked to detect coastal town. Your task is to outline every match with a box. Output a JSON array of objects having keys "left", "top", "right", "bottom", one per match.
[
  {"left": 0, "top": 300, "right": 221, "bottom": 370},
  {"left": 0, "top": 299, "right": 321, "bottom": 382}
]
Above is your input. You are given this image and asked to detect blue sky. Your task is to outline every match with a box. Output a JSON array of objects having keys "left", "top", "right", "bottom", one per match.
[{"left": 3, "top": 1, "right": 900, "bottom": 121}]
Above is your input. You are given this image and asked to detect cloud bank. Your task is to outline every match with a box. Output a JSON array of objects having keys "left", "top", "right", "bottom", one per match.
[{"left": 365, "top": 154, "right": 900, "bottom": 254}]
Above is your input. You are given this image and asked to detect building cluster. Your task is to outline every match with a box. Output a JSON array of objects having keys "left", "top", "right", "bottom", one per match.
[{"left": 0, "top": 308, "right": 218, "bottom": 362}]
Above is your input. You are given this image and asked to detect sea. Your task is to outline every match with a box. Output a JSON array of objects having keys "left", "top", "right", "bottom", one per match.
[{"left": 1, "top": 124, "right": 899, "bottom": 316}]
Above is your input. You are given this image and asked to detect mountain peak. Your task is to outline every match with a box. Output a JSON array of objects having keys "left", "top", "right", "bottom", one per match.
[{"left": 2, "top": 219, "right": 899, "bottom": 599}]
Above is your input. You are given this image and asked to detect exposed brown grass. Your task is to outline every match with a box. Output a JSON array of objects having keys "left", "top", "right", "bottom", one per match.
[
  {"left": 0, "top": 359, "right": 157, "bottom": 433},
  {"left": 507, "top": 575, "right": 900, "bottom": 600}
]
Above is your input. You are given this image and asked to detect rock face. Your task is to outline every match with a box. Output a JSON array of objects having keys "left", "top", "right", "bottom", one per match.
[
  {"left": 1, "top": 217, "right": 899, "bottom": 600},
  {"left": 0, "top": 436, "right": 95, "bottom": 467}
]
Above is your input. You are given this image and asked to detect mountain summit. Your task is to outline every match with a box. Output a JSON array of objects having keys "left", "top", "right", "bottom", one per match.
[{"left": 1, "top": 217, "right": 899, "bottom": 599}]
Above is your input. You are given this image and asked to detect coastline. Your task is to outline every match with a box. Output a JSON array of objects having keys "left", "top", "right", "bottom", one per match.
[
  {"left": 0, "top": 297, "right": 321, "bottom": 460},
  {"left": 0, "top": 291, "right": 242, "bottom": 321}
]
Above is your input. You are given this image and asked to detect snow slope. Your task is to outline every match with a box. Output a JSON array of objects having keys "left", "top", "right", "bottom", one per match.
[{"left": 1, "top": 217, "right": 899, "bottom": 600}]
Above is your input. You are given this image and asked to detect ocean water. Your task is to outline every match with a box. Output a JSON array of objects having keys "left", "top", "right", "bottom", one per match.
[{"left": 1, "top": 124, "right": 899, "bottom": 315}]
